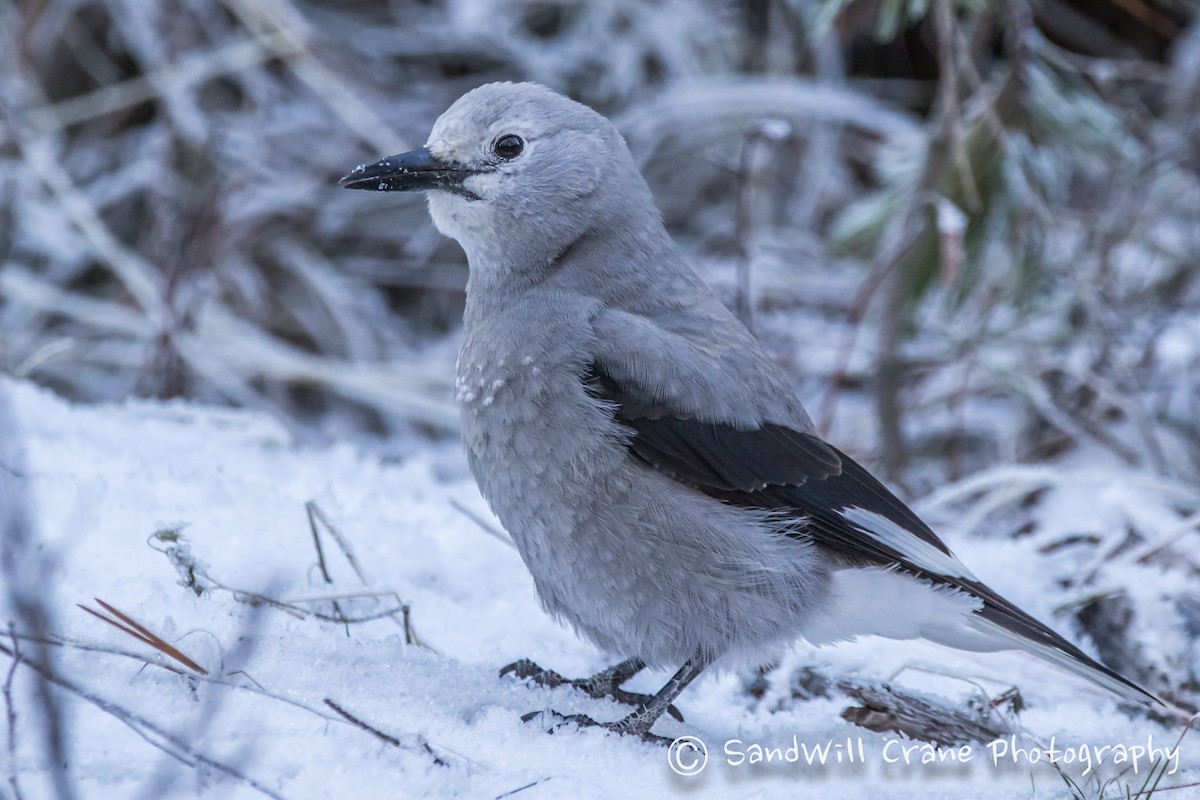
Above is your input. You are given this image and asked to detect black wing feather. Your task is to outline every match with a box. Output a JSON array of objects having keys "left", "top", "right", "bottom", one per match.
[
  {"left": 585, "top": 367, "right": 843, "bottom": 492},
  {"left": 584, "top": 364, "right": 951, "bottom": 559}
]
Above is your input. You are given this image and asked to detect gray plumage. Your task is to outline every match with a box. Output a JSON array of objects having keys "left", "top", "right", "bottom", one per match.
[{"left": 341, "top": 82, "right": 1156, "bottom": 738}]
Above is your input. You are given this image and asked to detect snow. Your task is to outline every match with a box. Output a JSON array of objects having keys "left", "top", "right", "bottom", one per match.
[{"left": 1, "top": 376, "right": 1195, "bottom": 799}]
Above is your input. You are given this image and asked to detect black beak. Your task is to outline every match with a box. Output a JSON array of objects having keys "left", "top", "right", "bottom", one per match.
[{"left": 338, "top": 147, "right": 478, "bottom": 198}]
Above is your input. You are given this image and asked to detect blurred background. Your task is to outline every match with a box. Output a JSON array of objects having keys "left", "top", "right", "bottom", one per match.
[
  {"left": 1, "top": 2, "right": 1200, "bottom": 780},
  {"left": 2, "top": 0, "right": 1198, "bottom": 494}
]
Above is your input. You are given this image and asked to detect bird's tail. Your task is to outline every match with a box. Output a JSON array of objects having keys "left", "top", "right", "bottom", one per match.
[{"left": 963, "top": 596, "right": 1161, "bottom": 707}]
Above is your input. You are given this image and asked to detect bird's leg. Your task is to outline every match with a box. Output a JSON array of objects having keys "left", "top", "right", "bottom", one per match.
[
  {"left": 523, "top": 653, "right": 707, "bottom": 744},
  {"left": 500, "top": 656, "right": 684, "bottom": 721}
]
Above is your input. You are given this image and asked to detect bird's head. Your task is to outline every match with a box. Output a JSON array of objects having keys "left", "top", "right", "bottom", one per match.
[{"left": 340, "top": 82, "right": 646, "bottom": 270}]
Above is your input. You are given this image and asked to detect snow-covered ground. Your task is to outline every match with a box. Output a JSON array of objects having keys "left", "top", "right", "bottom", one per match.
[{"left": 1, "top": 376, "right": 1195, "bottom": 799}]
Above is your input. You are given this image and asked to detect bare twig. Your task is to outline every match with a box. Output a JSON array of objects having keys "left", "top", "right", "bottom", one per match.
[
  {"left": 1123, "top": 510, "right": 1200, "bottom": 565},
  {"left": 814, "top": 236, "right": 913, "bottom": 437},
  {"left": 869, "top": 0, "right": 983, "bottom": 484},
  {"left": 303, "top": 502, "right": 428, "bottom": 645},
  {"left": 792, "top": 0, "right": 846, "bottom": 231},
  {"left": 4, "top": 627, "right": 21, "bottom": 800},
  {"left": 838, "top": 679, "right": 1014, "bottom": 747},
  {"left": 732, "top": 119, "right": 792, "bottom": 335},
  {"left": 494, "top": 779, "right": 549, "bottom": 799},
  {"left": 148, "top": 526, "right": 427, "bottom": 645},
  {"left": 323, "top": 699, "right": 448, "bottom": 767}
]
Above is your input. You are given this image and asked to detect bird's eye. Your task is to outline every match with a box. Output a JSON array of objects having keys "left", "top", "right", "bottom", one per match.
[{"left": 493, "top": 134, "right": 524, "bottom": 160}]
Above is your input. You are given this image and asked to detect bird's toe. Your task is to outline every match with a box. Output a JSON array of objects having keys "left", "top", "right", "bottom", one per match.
[
  {"left": 500, "top": 658, "right": 567, "bottom": 687},
  {"left": 517, "top": 709, "right": 671, "bottom": 745},
  {"left": 519, "top": 709, "right": 598, "bottom": 732}
]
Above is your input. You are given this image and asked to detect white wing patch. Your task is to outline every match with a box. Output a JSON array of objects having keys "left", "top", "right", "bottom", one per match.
[
  {"left": 800, "top": 567, "right": 985, "bottom": 646},
  {"left": 840, "top": 506, "right": 978, "bottom": 581}
]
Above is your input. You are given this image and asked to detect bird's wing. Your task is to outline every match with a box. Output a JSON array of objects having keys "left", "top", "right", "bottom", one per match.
[
  {"left": 583, "top": 359, "right": 1158, "bottom": 704},
  {"left": 583, "top": 362, "right": 963, "bottom": 573}
]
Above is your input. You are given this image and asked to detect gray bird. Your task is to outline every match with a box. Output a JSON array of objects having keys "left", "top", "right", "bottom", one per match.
[{"left": 340, "top": 82, "right": 1157, "bottom": 741}]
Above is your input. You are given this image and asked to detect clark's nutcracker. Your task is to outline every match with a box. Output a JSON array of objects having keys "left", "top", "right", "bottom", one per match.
[{"left": 341, "top": 82, "right": 1157, "bottom": 741}]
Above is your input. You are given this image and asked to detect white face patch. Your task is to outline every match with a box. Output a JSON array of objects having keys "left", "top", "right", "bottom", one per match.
[
  {"left": 427, "top": 189, "right": 487, "bottom": 243},
  {"left": 840, "top": 506, "right": 978, "bottom": 581}
]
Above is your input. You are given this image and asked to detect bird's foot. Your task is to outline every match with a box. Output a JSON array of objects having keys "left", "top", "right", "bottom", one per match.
[
  {"left": 500, "top": 658, "right": 683, "bottom": 722},
  {"left": 519, "top": 709, "right": 672, "bottom": 746},
  {"left": 499, "top": 658, "right": 570, "bottom": 689}
]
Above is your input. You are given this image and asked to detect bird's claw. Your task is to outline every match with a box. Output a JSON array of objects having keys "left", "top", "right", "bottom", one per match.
[
  {"left": 499, "top": 658, "right": 567, "bottom": 688},
  {"left": 519, "top": 709, "right": 594, "bottom": 729},
  {"left": 518, "top": 709, "right": 672, "bottom": 746}
]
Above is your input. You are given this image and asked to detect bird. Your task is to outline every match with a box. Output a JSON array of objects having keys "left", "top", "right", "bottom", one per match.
[{"left": 339, "top": 81, "right": 1158, "bottom": 742}]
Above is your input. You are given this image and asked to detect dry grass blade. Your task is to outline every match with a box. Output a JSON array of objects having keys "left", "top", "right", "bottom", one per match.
[
  {"left": 306, "top": 501, "right": 367, "bottom": 585},
  {"left": 449, "top": 497, "right": 514, "bottom": 549},
  {"left": 305, "top": 501, "right": 345, "bottom": 629},
  {"left": 78, "top": 599, "right": 208, "bottom": 676}
]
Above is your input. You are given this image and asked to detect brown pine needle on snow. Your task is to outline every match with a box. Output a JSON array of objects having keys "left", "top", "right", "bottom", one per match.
[{"left": 77, "top": 598, "right": 209, "bottom": 676}]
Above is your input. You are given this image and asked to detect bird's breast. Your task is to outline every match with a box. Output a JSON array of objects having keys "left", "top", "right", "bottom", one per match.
[{"left": 455, "top": 308, "right": 625, "bottom": 562}]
